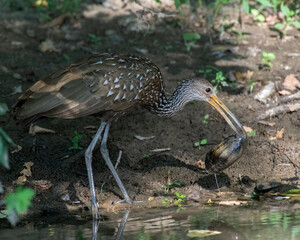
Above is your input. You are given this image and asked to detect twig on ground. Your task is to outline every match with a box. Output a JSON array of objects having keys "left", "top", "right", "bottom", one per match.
[
  {"left": 149, "top": 148, "right": 171, "bottom": 153},
  {"left": 278, "top": 92, "right": 300, "bottom": 104},
  {"left": 257, "top": 103, "right": 300, "bottom": 120}
]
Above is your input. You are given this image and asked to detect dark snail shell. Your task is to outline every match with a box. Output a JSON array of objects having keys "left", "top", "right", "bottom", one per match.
[{"left": 205, "top": 134, "right": 246, "bottom": 173}]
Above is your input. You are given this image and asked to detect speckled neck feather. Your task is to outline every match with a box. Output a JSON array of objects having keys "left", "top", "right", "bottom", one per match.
[{"left": 150, "top": 81, "right": 192, "bottom": 117}]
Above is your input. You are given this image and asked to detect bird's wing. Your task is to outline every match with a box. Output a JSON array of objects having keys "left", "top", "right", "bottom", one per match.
[{"left": 13, "top": 53, "right": 165, "bottom": 121}]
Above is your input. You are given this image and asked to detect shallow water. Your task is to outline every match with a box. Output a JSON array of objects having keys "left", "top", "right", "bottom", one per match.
[{"left": 1, "top": 206, "right": 300, "bottom": 240}]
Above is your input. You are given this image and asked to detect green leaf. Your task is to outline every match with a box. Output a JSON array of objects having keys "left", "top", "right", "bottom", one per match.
[
  {"left": 6, "top": 186, "right": 35, "bottom": 215},
  {"left": 183, "top": 33, "right": 201, "bottom": 42},
  {"left": 251, "top": 9, "right": 259, "bottom": 17},
  {"left": 261, "top": 58, "right": 267, "bottom": 63},
  {"left": 256, "top": 14, "right": 265, "bottom": 22},
  {"left": 0, "top": 103, "right": 8, "bottom": 115},
  {"left": 292, "top": 21, "right": 300, "bottom": 29},
  {"left": 267, "top": 53, "right": 275, "bottom": 60},
  {"left": 247, "top": 130, "right": 256, "bottom": 137},
  {"left": 280, "top": 3, "right": 290, "bottom": 17},
  {"left": 262, "top": 51, "right": 268, "bottom": 57},
  {"left": 194, "top": 142, "right": 200, "bottom": 147},
  {"left": 174, "top": 0, "right": 180, "bottom": 9},
  {"left": 200, "top": 139, "right": 207, "bottom": 145},
  {"left": 0, "top": 128, "right": 14, "bottom": 145},
  {"left": 257, "top": 0, "right": 273, "bottom": 8},
  {"left": 242, "top": 0, "right": 250, "bottom": 14},
  {"left": 274, "top": 23, "right": 284, "bottom": 29}
]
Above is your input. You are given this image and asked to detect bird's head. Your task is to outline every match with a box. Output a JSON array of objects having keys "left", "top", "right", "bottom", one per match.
[{"left": 185, "top": 77, "right": 245, "bottom": 136}]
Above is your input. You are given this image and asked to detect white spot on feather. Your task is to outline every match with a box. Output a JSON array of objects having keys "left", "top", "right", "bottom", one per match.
[
  {"left": 130, "top": 84, "right": 134, "bottom": 91},
  {"left": 103, "top": 80, "right": 108, "bottom": 85},
  {"left": 107, "top": 89, "right": 114, "bottom": 97},
  {"left": 114, "top": 77, "right": 119, "bottom": 83},
  {"left": 92, "top": 60, "right": 103, "bottom": 65},
  {"left": 115, "top": 84, "right": 120, "bottom": 88},
  {"left": 114, "top": 92, "right": 121, "bottom": 101},
  {"left": 123, "top": 85, "right": 127, "bottom": 90}
]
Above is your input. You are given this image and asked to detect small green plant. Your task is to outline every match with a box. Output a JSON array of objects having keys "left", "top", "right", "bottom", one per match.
[
  {"left": 0, "top": 103, "right": 35, "bottom": 226},
  {"left": 1, "top": 186, "right": 35, "bottom": 226},
  {"left": 166, "top": 181, "right": 181, "bottom": 191},
  {"left": 69, "top": 131, "right": 83, "bottom": 150},
  {"left": 202, "top": 114, "right": 209, "bottom": 124},
  {"left": 164, "top": 45, "right": 173, "bottom": 51},
  {"left": 174, "top": 192, "right": 186, "bottom": 212},
  {"left": 162, "top": 198, "right": 171, "bottom": 206},
  {"left": 162, "top": 191, "right": 186, "bottom": 211},
  {"left": 212, "top": 71, "right": 228, "bottom": 91},
  {"left": 249, "top": 81, "right": 256, "bottom": 92},
  {"left": 198, "top": 68, "right": 213, "bottom": 79},
  {"left": 261, "top": 51, "right": 276, "bottom": 68},
  {"left": 247, "top": 129, "right": 257, "bottom": 137},
  {"left": 274, "top": 3, "right": 300, "bottom": 34},
  {"left": 143, "top": 153, "right": 150, "bottom": 158},
  {"left": 88, "top": 33, "right": 102, "bottom": 45},
  {"left": 194, "top": 139, "right": 207, "bottom": 149},
  {"left": 182, "top": 33, "right": 201, "bottom": 52},
  {"left": 63, "top": 53, "right": 70, "bottom": 62}
]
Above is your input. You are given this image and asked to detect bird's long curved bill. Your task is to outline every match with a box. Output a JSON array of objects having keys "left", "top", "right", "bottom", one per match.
[{"left": 208, "top": 96, "right": 246, "bottom": 137}]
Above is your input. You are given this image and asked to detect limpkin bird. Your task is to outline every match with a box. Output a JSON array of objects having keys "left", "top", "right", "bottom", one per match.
[{"left": 13, "top": 53, "right": 242, "bottom": 218}]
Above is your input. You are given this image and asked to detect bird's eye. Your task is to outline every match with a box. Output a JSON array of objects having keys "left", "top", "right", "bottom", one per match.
[{"left": 205, "top": 88, "right": 211, "bottom": 93}]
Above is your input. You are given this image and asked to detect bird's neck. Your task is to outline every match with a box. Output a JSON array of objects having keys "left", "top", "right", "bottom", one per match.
[{"left": 150, "top": 81, "right": 192, "bottom": 117}]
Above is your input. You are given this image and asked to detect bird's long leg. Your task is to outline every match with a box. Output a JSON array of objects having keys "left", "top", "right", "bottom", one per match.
[
  {"left": 85, "top": 121, "right": 107, "bottom": 219},
  {"left": 100, "top": 123, "right": 132, "bottom": 204}
]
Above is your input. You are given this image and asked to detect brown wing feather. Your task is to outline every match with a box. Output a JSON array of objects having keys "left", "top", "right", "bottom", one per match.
[{"left": 13, "top": 53, "right": 165, "bottom": 124}]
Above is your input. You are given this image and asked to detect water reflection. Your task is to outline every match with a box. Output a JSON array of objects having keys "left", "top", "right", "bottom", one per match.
[{"left": 1, "top": 206, "right": 300, "bottom": 240}]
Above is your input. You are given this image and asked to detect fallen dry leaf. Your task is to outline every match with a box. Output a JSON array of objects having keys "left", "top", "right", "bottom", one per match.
[
  {"left": 283, "top": 74, "right": 300, "bottom": 91},
  {"left": 13, "top": 175, "right": 27, "bottom": 185},
  {"left": 235, "top": 72, "right": 245, "bottom": 82},
  {"left": 39, "top": 39, "right": 60, "bottom": 53},
  {"left": 148, "top": 196, "right": 154, "bottom": 201},
  {"left": 235, "top": 71, "right": 254, "bottom": 82},
  {"left": 40, "top": 15, "right": 65, "bottom": 29},
  {"left": 11, "top": 145, "right": 22, "bottom": 154},
  {"left": 278, "top": 90, "right": 291, "bottom": 95},
  {"left": 10, "top": 85, "right": 22, "bottom": 96},
  {"left": 245, "top": 70, "right": 254, "bottom": 79},
  {"left": 29, "top": 124, "right": 55, "bottom": 135},
  {"left": 243, "top": 126, "right": 253, "bottom": 132},
  {"left": 276, "top": 128, "right": 284, "bottom": 139},
  {"left": 258, "top": 120, "right": 276, "bottom": 127}
]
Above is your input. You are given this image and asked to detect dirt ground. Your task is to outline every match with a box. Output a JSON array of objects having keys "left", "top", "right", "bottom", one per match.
[{"left": 0, "top": 1, "right": 300, "bottom": 216}]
